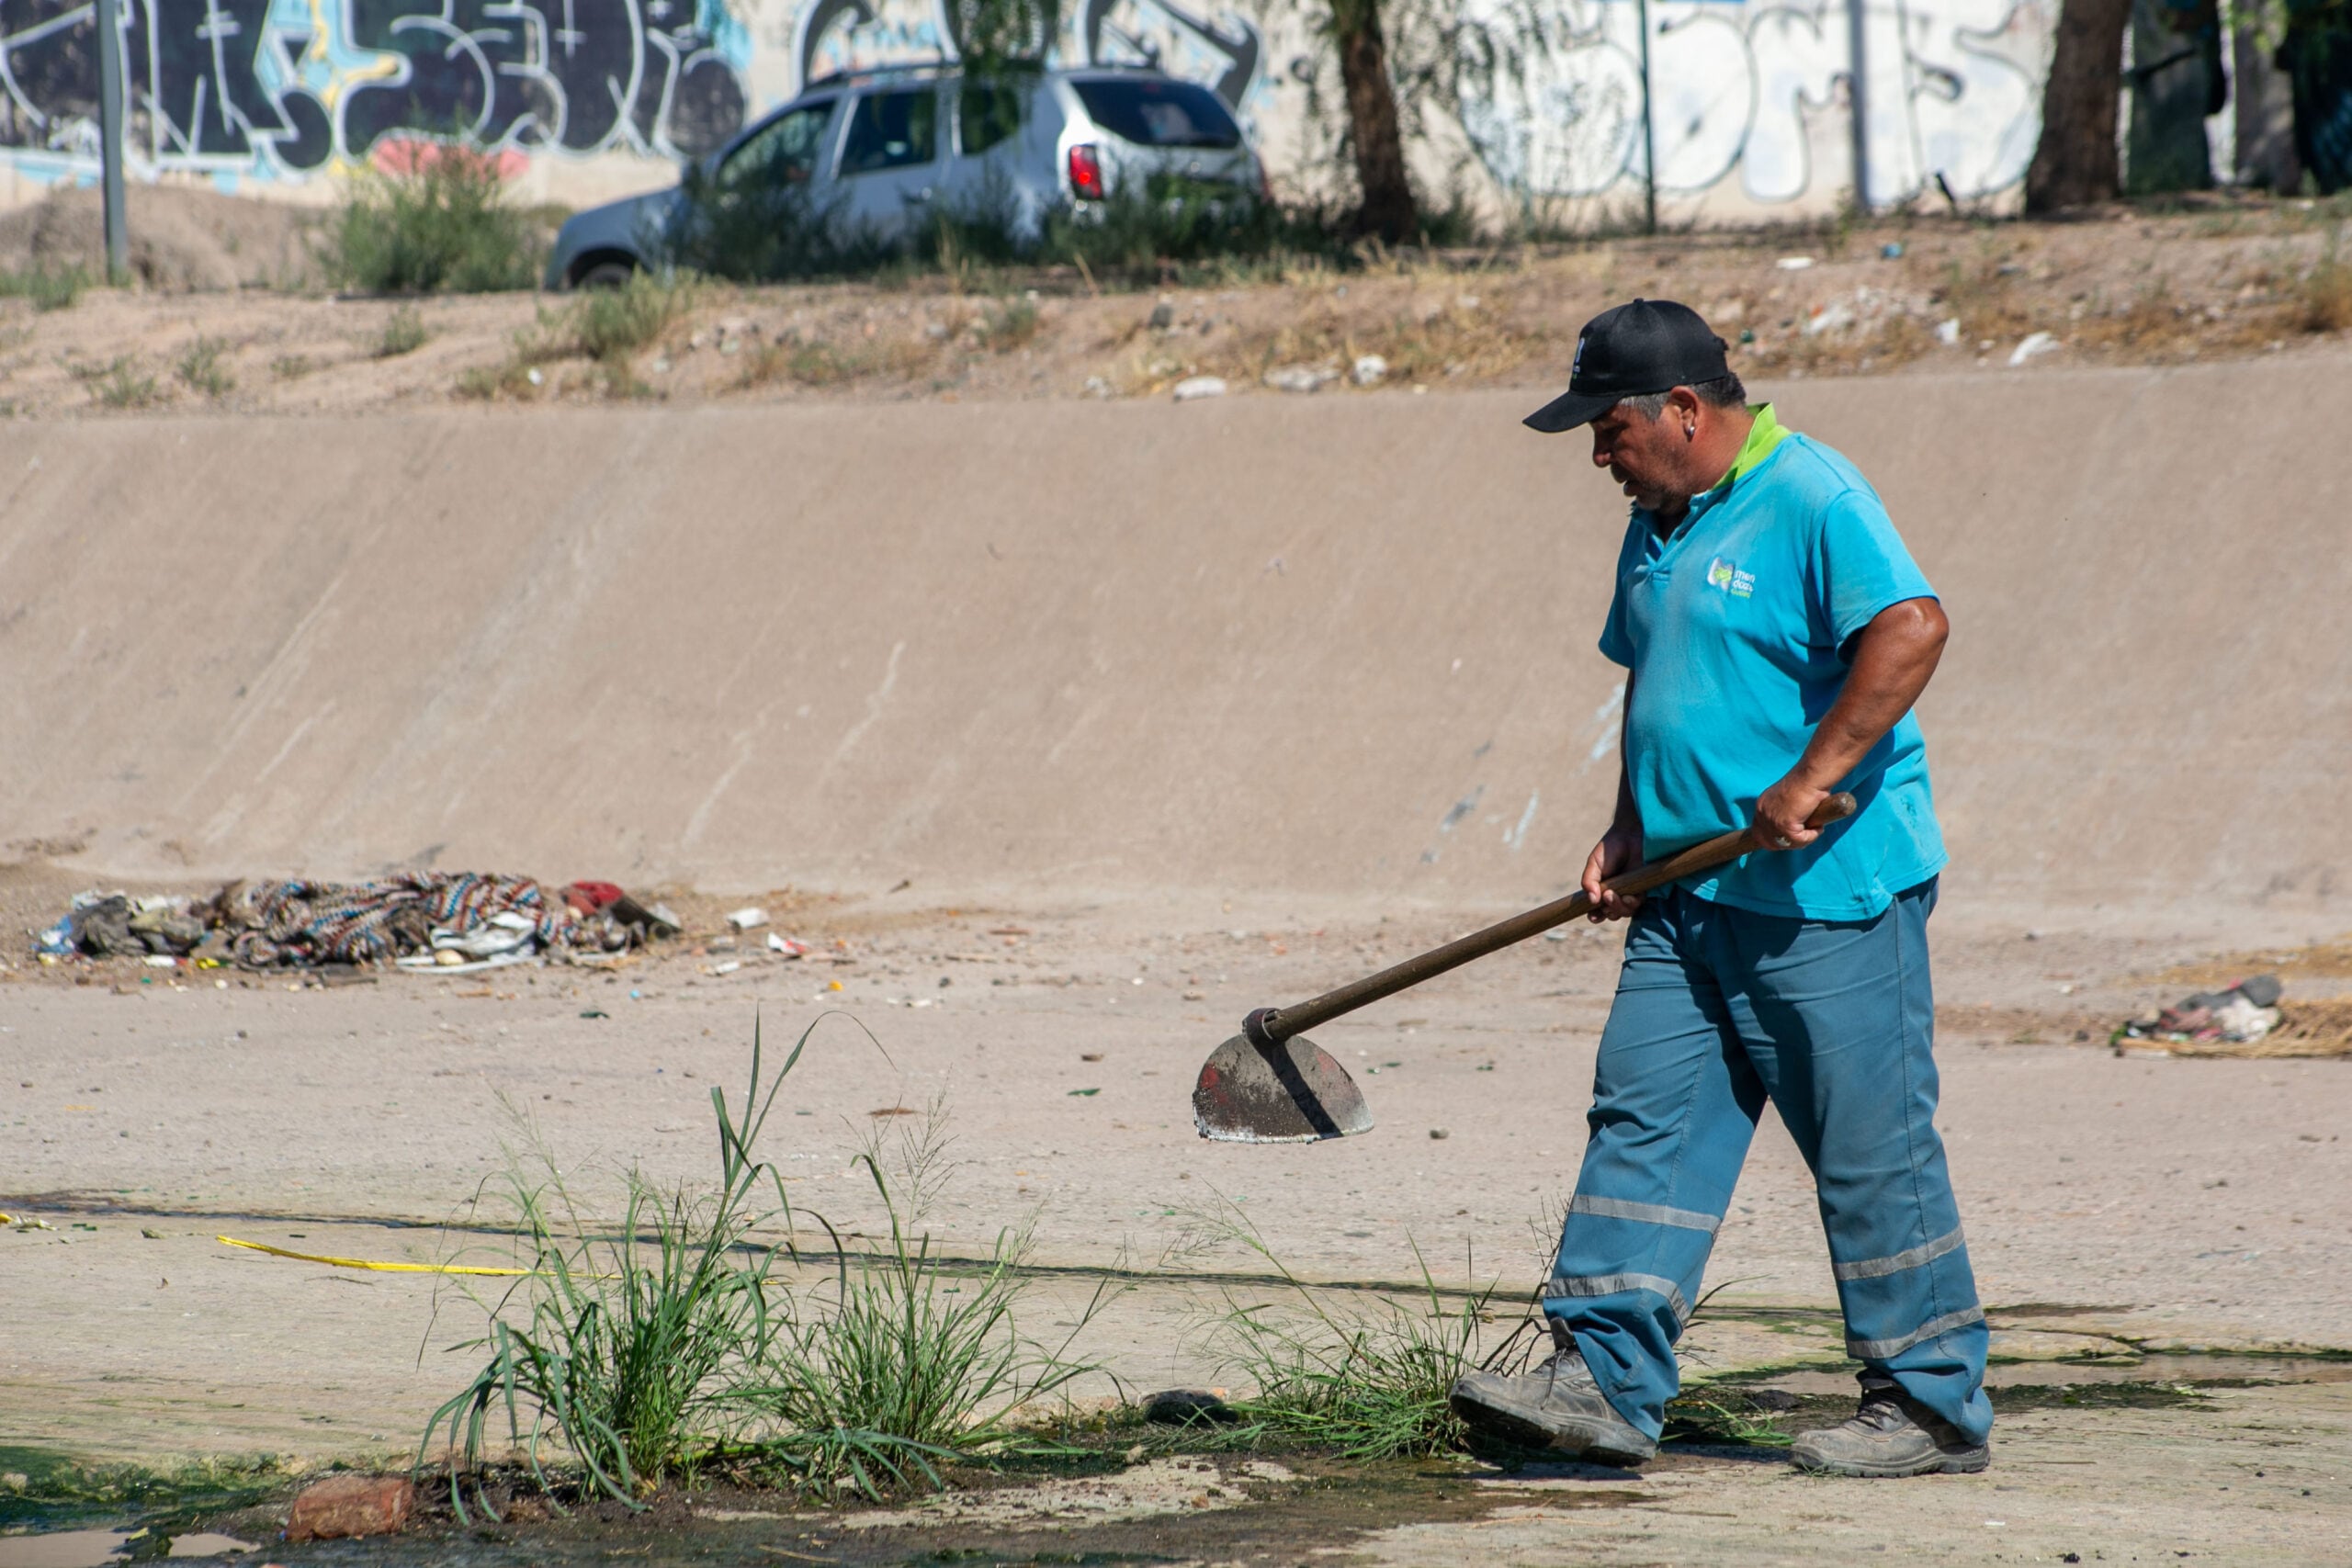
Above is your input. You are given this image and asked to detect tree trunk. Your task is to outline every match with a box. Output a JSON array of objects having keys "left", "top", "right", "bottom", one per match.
[
  {"left": 1331, "top": 0, "right": 1417, "bottom": 242},
  {"left": 2025, "top": 0, "right": 2135, "bottom": 211}
]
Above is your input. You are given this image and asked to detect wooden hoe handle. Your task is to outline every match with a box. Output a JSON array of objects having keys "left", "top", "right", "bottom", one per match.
[{"left": 1246, "top": 793, "right": 1860, "bottom": 1047}]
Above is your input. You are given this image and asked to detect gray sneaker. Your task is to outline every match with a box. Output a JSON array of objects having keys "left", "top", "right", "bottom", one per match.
[
  {"left": 1792, "top": 1385, "right": 1990, "bottom": 1477},
  {"left": 1449, "top": 1348, "right": 1657, "bottom": 1465}
]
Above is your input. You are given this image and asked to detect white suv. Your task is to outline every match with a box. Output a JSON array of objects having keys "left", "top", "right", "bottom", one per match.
[{"left": 545, "top": 65, "right": 1265, "bottom": 288}]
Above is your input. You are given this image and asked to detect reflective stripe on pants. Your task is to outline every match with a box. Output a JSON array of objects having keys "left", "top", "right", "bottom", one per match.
[{"left": 1542, "top": 879, "right": 1992, "bottom": 1445}]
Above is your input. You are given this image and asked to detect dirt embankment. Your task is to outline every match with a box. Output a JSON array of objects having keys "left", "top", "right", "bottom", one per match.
[{"left": 0, "top": 190, "right": 2347, "bottom": 420}]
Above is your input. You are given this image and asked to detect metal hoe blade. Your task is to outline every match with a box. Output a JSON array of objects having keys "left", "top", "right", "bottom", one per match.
[{"left": 1193, "top": 1031, "right": 1374, "bottom": 1143}]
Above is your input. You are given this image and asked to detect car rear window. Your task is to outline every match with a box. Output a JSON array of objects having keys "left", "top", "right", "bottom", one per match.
[{"left": 1071, "top": 79, "right": 1240, "bottom": 149}]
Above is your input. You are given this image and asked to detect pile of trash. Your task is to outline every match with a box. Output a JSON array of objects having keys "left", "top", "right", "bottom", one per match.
[
  {"left": 33, "top": 874, "right": 679, "bottom": 976},
  {"left": 2114, "top": 975, "right": 2284, "bottom": 1052}
]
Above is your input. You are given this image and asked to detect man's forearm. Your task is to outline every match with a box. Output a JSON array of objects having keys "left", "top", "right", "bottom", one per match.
[{"left": 1791, "top": 597, "right": 1948, "bottom": 790}]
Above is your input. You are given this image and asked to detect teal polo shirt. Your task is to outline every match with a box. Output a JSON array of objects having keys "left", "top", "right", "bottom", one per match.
[{"left": 1597, "top": 404, "right": 1946, "bottom": 920}]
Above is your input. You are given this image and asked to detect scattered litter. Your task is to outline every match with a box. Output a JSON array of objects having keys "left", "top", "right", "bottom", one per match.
[
  {"left": 1775, "top": 255, "right": 1815, "bottom": 270},
  {"left": 2007, "top": 332, "right": 2061, "bottom": 367},
  {"left": 1804, "top": 298, "right": 1857, "bottom": 336},
  {"left": 769, "top": 932, "right": 810, "bottom": 957},
  {"left": 1263, "top": 364, "right": 1337, "bottom": 394},
  {"left": 28, "top": 873, "right": 675, "bottom": 976},
  {"left": 1351, "top": 354, "right": 1387, "bottom": 387},
  {"left": 1881, "top": 242, "right": 1905, "bottom": 259},
  {"left": 2113, "top": 975, "right": 2323, "bottom": 1056},
  {"left": 727, "top": 907, "right": 768, "bottom": 931},
  {"left": 1171, "top": 376, "right": 1227, "bottom": 401},
  {"left": 1069, "top": 1088, "right": 1101, "bottom": 1097},
  {"left": 220, "top": 1235, "right": 533, "bottom": 1276},
  {"left": 868, "top": 1106, "right": 917, "bottom": 1118},
  {"left": 1429, "top": 1127, "right": 1450, "bottom": 1140},
  {"left": 1936, "top": 318, "right": 1962, "bottom": 346},
  {"left": 707, "top": 959, "right": 743, "bottom": 976}
]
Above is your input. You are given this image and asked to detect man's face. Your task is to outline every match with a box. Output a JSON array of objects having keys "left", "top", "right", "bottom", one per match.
[{"left": 1588, "top": 399, "right": 1686, "bottom": 513}]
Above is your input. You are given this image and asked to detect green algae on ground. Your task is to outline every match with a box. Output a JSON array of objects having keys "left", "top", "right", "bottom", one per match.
[{"left": 0, "top": 1444, "right": 294, "bottom": 1530}]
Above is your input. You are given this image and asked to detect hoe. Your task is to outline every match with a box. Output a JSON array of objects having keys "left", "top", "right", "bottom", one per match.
[{"left": 1193, "top": 794, "right": 1857, "bottom": 1142}]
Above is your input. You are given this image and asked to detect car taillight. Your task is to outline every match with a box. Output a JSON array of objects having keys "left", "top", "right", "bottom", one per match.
[{"left": 1069, "top": 142, "right": 1104, "bottom": 201}]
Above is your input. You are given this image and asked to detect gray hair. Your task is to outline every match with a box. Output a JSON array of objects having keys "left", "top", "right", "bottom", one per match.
[{"left": 1615, "top": 373, "right": 1748, "bottom": 422}]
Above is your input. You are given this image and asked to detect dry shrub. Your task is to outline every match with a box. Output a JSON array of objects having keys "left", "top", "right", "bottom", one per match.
[{"left": 2298, "top": 243, "right": 2352, "bottom": 333}]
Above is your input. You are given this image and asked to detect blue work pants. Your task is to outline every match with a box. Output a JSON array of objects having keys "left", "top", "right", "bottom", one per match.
[{"left": 1544, "top": 879, "right": 1992, "bottom": 1444}]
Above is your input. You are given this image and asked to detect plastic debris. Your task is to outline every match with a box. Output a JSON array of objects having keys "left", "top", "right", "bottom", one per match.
[
  {"left": 1262, "top": 365, "right": 1337, "bottom": 394},
  {"left": 1936, "top": 318, "right": 1962, "bottom": 346},
  {"left": 1352, "top": 355, "right": 1388, "bottom": 387},
  {"left": 727, "top": 907, "right": 768, "bottom": 931},
  {"left": 769, "top": 932, "right": 810, "bottom": 957},
  {"left": 1171, "top": 376, "right": 1227, "bottom": 401},
  {"left": 29, "top": 872, "right": 673, "bottom": 974},
  {"left": 2116, "top": 975, "right": 2285, "bottom": 1051},
  {"left": 2007, "top": 332, "right": 2060, "bottom": 367},
  {"left": 1775, "top": 255, "right": 1815, "bottom": 270}
]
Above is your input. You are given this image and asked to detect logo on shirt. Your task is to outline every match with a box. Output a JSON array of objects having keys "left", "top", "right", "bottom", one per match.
[{"left": 1706, "top": 557, "right": 1756, "bottom": 599}]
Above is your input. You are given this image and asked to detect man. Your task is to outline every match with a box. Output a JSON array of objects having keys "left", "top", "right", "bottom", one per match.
[{"left": 1448, "top": 299, "right": 1992, "bottom": 1478}]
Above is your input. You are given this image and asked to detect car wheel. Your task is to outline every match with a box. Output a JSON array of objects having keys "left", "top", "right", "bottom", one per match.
[{"left": 575, "top": 259, "right": 636, "bottom": 290}]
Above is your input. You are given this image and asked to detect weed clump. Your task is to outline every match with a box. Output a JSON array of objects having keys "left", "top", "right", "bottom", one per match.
[
  {"left": 1187, "top": 1201, "right": 1516, "bottom": 1460},
  {"left": 422, "top": 1019, "right": 1103, "bottom": 1513},
  {"left": 175, "top": 335, "right": 234, "bottom": 397},
  {"left": 325, "top": 147, "right": 541, "bottom": 294},
  {"left": 453, "top": 274, "right": 691, "bottom": 400},
  {"left": 2299, "top": 240, "right": 2352, "bottom": 333},
  {"left": 81, "top": 356, "right": 161, "bottom": 410},
  {"left": 0, "top": 264, "right": 85, "bottom": 311},
  {"left": 571, "top": 273, "right": 691, "bottom": 364},
  {"left": 376, "top": 305, "right": 428, "bottom": 358}
]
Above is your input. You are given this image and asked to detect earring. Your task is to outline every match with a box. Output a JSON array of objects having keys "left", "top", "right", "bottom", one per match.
[{"left": 1684, "top": 423, "right": 1696, "bottom": 440}]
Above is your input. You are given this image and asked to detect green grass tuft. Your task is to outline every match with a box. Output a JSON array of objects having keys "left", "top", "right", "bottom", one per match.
[
  {"left": 421, "top": 1017, "right": 1103, "bottom": 1516},
  {"left": 375, "top": 304, "right": 429, "bottom": 358},
  {"left": 83, "top": 356, "right": 162, "bottom": 410},
  {"left": 325, "top": 147, "right": 541, "bottom": 294},
  {"left": 0, "top": 263, "right": 86, "bottom": 311},
  {"left": 175, "top": 335, "right": 235, "bottom": 397},
  {"left": 1189, "top": 1200, "right": 1513, "bottom": 1460},
  {"left": 722, "top": 1109, "right": 1111, "bottom": 1499},
  {"left": 570, "top": 272, "right": 692, "bottom": 365}
]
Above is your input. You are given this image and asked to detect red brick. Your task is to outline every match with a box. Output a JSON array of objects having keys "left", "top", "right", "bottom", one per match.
[{"left": 285, "top": 1474, "right": 414, "bottom": 1541}]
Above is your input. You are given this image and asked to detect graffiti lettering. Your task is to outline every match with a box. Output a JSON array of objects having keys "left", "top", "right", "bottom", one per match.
[
  {"left": 792, "top": 0, "right": 1261, "bottom": 110},
  {"left": 0, "top": 0, "right": 748, "bottom": 178},
  {"left": 1457, "top": 0, "right": 2051, "bottom": 208}
]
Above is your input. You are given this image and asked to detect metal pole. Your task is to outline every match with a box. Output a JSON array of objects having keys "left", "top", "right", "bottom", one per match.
[
  {"left": 1636, "top": 0, "right": 1657, "bottom": 234},
  {"left": 95, "top": 0, "right": 128, "bottom": 284},
  {"left": 1846, "top": 0, "right": 1871, "bottom": 214}
]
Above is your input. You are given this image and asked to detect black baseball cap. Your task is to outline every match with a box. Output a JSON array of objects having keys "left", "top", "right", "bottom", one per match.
[{"left": 1524, "top": 299, "right": 1731, "bottom": 433}]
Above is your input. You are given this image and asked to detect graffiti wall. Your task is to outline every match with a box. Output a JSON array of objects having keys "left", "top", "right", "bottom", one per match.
[
  {"left": 0, "top": 0, "right": 2052, "bottom": 217},
  {"left": 1458, "top": 0, "right": 2052, "bottom": 212},
  {"left": 0, "top": 0, "right": 754, "bottom": 182}
]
